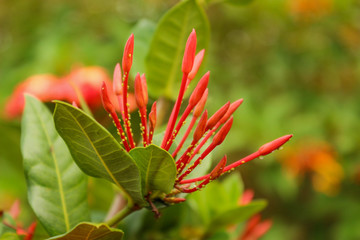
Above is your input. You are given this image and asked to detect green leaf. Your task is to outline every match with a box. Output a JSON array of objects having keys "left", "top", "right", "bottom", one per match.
[
  {"left": 21, "top": 95, "right": 89, "bottom": 236},
  {"left": 131, "top": 19, "right": 156, "bottom": 75},
  {"left": 48, "top": 222, "right": 123, "bottom": 240},
  {"left": 187, "top": 173, "right": 247, "bottom": 226},
  {"left": 225, "top": 0, "right": 255, "bottom": 6},
  {"left": 145, "top": 0, "right": 210, "bottom": 99},
  {"left": 208, "top": 200, "right": 267, "bottom": 231},
  {"left": 129, "top": 145, "right": 176, "bottom": 195},
  {"left": 53, "top": 101, "right": 145, "bottom": 206},
  {"left": 0, "top": 232, "right": 20, "bottom": 240}
]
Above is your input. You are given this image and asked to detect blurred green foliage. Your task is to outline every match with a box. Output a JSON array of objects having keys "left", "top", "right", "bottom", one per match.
[{"left": 1, "top": 0, "right": 360, "bottom": 239}]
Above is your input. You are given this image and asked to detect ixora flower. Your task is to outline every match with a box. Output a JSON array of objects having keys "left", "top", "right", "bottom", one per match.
[
  {"left": 100, "top": 30, "right": 292, "bottom": 204},
  {"left": 53, "top": 29, "right": 292, "bottom": 219},
  {"left": 1, "top": 200, "right": 37, "bottom": 240},
  {"left": 4, "top": 66, "right": 137, "bottom": 119}
]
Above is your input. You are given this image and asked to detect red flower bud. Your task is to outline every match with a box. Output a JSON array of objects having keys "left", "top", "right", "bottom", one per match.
[
  {"left": 149, "top": 101, "right": 157, "bottom": 130},
  {"left": 25, "top": 222, "right": 37, "bottom": 240},
  {"left": 219, "top": 98, "right": 243, "bottom": 124},
  {"left": 258, "top": 134, "right": 293, "bottom": 156},
  {"left": 113, "top": 63, "right": 123, "bottom": 96},
  {"left": 163, "top": 197, "right": 186, "bottom": 204},
  {"left": 122, "top": 34, "right": 134, "bottom": 74},
  {"left": 189, "top": 71, "right": 209, "bottom": 107},
  {"left": 193, "top": 110, "right": 208, "bottom": 143},
  {"left": 206, "top": 101, "right": 230, "bottom": 130},
  {"left": 212, "top": 117, "right": 233, "bottom": 146},
  {"left": 100, "top": 81, "right": 115, "bottom": 113},
  {"left": 140, "top": 73, "right": 148, "bottom": 102},
  {"left": 188, "top": 49, "right": 205, "bottom": 81},
  {"left": 134, "top": 73, "right": 148, "bottom": 108},
  {"left": 9, "top": 199, "right": 20, "bottom": 219},
  {"left": 239, "top": 189, "right": 254, "bottom": 205},
  {"left": 193, "top": 88, "right": 208, "bottom": 118},
  {"left": 210, "top": 155, "right": 227, "bottom": 180},
  {"left": 182, "top": 29, "right": 197, "bottom": 74},
  {"left": 71, "top": 101, "right": 78, "bottom": 108}
]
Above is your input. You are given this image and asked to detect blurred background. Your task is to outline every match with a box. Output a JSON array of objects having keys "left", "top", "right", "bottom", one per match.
[{"left": 1, "top": 0, "right": 360, "bottom": 239}]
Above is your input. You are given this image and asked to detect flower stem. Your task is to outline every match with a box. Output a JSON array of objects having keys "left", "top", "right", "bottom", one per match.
[
  {"left": 173, "top": 116, "right": 197, "bottom": 157},
  {"left": 161, "top": 73, "right": 188, "bottom": 148},
  {"left": 122, "top": 73, "right": 136, "bottom": 149},
  {"left": 105, "top": 204, "right": 140, "bottom": 227}
]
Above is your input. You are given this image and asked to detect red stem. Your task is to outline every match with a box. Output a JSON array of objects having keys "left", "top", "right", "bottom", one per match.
[
  {"left": 165, "top": 104, "right": 193, "bottom": 151},
  {"left": 116, "top": 95, "right": 125, "bottom": 121},
  {"left": 172, "top": 116, "right": 197, "bottom": 158},
  {"left": 122, "top": 73, "right": 135, "bottom": 148},
  {"left": 161, "top": 73, "right": 189, "bottom": 148},
  {"left": 177, "top": 143, "right": 216, "bottom": 182},
  {"left": 139, "top": 107, "right": 148, "bottom": 146},
  {"left": 180, "top": 177, "right": 210, "bottom": 193},
  {"left": 148, "top": 125, "right": 155, "bottom": 144},
  {"left": 179, "top": 151, "right": 261, "bottom": 184},
  {"left": 175, "top": 140, "right": 197, "bottom": 173},
  {"left": 110, "top": 112, "right": 130, "bottom": 151}
]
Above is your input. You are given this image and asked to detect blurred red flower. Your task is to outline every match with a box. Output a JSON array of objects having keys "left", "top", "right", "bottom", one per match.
[
  {"left": 238, "top": 190, "right": 272, "bottom": 240},
  {"left": 4, "top": 66, "right": 136, "bottom": 119}
]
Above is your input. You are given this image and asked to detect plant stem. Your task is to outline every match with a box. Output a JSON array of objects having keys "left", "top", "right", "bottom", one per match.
[
  {"left": 105, "top": 193, "right": 126, "bottom": 222},
  {"left": 105, "top": 204, "right": 139, "bottom": 227}
]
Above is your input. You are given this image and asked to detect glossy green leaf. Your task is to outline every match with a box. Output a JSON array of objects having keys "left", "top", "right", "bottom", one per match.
[
  {"left": 131, "top": 19, "right": 156, "bottom": 75},
  {"left": 0, "top": 232, "right": 20, "bottom": 240},
  {"left": 225, "top": 0, "right": 255, "bottom": 6},
  {"left": 208, "top": 200, "right": 267, "bottom": 231},
  {"left": 188, "top": 173, "right": 248, "bottom": 226},
  {"left": 53, "top": 101, "right": 145, "bottom": 206},
  {"left": 48, "top": 222, "right": 123, "bottom": 240},
  {"left": 129, "top": 145, "right": 176, "bottom": 195},
  {"left": 145, "top": 0, "right": 210, "bottom": 99},
  {"left": 21, "top": 95, "right": 89, "bottom": 236}
]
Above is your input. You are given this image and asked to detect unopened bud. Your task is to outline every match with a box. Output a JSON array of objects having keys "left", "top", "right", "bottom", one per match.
[
  {"left": 193, "top": 89, "right": 208, "bottom": 118},
  {"left": 113, "top": 63, "right": 123, "bottom": 96},
  {"left": 189, "top": 71, "right": 209, "bottom": 107},
  {"left": 72, "top": 101, "right": 79, "bottom": 108},
  {"left": 163, "top": 197, "right": 186, "bottom": 204},
  {"left": 210, "top": 155, "right": 227, "bottom": 180},
  {"left": 140, "top": 73, "right": 148, "bottom": 102},
  {"left": 122, "top": 34, "right": 134, "bottom": 74},
  {"left": 219, "top": 99, "right": 243, "bottom": 124},
  {"left": 182, "top": 29, "right": 197, "bottom": 74},
  {"left": 188, "top": 49, "right": 205, "bottom": 81},
  {"left": 258, "top": 134, "right": 293, "bottom": 156},
  {"left": 239, "top": 189, "right": 254, "bottom": 205},
  {"left": 101, "top": 81, "right": 115, "bottom": 113},
  {"left": 193, "top": 110, "right": 208, "bottom": 143},
  {"left": 212, "top": 117, "right": 233, "bottom": 146},
  {"left": 206, "top": 101, "right": 230, "bottom": 130},
  {"left": 134, "top": 73, "right": 148, "bottom": 108},
  {"left": 149, "top": 101, "right": 157, "bottom": 129}
]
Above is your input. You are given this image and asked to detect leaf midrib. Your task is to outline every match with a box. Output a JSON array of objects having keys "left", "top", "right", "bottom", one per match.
[
  {"left": 145, "top": 148, "right": 154, "bottom": 193},
  {"left": 61, "top": 106, "right": 129, "bottom": 199},
  {"left": 30, "top": 100, "right": 70, "bottom": 231}
]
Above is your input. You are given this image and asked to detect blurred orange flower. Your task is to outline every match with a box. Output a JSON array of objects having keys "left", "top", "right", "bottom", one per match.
[
  {"left": 288, "top": 0, "right": 333, "bottom": 20},
  {"left": 280, "top": 140, "right": 343, "bottom": 195},
  {"left": 4, "top": 66, "right": 136, "bottom": 119}
]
